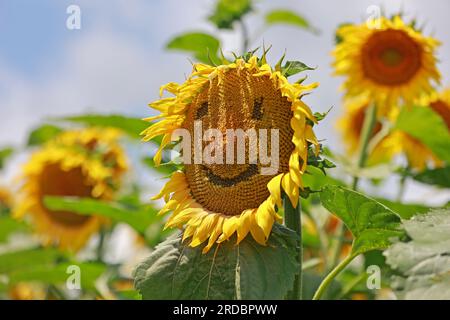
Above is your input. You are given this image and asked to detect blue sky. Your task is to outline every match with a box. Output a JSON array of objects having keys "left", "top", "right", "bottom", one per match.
[{"left": 0, "top": 0, "right": 449, "bottom": 203}]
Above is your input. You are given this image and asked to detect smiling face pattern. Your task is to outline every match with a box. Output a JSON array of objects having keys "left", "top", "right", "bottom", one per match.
[{"left": 182, "top": 67, "right": 295, "bottom": 215}]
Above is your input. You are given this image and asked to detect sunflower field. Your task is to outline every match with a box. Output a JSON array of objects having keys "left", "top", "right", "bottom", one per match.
[{"left": 0, "top": 0, "right": 449, "bottom": 304}]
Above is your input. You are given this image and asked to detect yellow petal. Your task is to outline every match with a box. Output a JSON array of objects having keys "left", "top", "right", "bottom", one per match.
[{"left": 282, "top": 174, "right": 299, "bottom": 208}]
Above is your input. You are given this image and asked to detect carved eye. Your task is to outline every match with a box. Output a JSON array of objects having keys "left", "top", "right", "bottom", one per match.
[
  {"left": 195, "top": 102, "right": 209, "bottom": 119},
  {"left": 252, "top": 97, "right": 264, "bottom": 120}
]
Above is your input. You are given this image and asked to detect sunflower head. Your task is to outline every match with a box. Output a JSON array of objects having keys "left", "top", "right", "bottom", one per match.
[
  {"left": 333, "top": 15, "right": 441, "bottom": 114},
  {"left": 15, "top": 127, "right": 128, "bottom": 251},
  {"left": 143, "top": 55, "right": 319, "bottom": 253}
]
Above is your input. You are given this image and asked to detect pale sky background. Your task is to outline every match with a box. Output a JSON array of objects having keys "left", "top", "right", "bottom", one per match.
[{"left": 0, "top": 0, "right": 449, "bottom": 205}]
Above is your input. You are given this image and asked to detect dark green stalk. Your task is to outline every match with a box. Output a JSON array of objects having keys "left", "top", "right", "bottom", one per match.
[{"left": 284, "top": 194, "right": 302, "bottom": 300}]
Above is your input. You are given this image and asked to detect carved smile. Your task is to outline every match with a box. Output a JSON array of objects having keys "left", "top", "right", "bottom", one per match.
[{"left": 201, "top": 164, "right": 258, "bottom": 187}]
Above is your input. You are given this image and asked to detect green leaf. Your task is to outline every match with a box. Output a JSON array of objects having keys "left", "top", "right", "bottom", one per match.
[
  {"left": 376, "top": 198, "right": 431, "bottom": 220},
  {"left": 265, "top": 9, "right": 318, "bottom": 33},
  {"left": 384, "top": 209, "right": 450, "bottom": 299},
  {"left": 307, "top": 149, "right": 336, "bottom": 175},
  {"left": 282, "top": 60, "right": 315, "bottom": 77},
  {"left": 395, "top": 106, "right": 450, "bottom": 163},
  {"left": 27, "top": 125, "right": 63, "bottom": 146},
  {"left": 0, "top": 147, "right": 13, "bottom": 169},
  {"left": 412, "top": 166, "right": 450, "bottom": 188},
  {"left": 320, "top": 186, "right": 404, "bottom": 255},
  {"left": 166, "top": 32, "right": 221, "bottom": 65},
  {"left": 134, "top": 224, "right": 299, "bottom": 300},
  {"left": 0, "top": 217, "right": 29, "bottom": 243},
  {"left": 209, "top": 0, "right": 252, "bottom": 29},
  {"left": 58, "top": 114, "right": 148, "bottom": 139},
  {"left": 8, "top": 262, "right": 106, "bottom": 291},
  {"left": 43, "top": 196, "right": 158, "bottom": 235},
  {"left": 0, "top": 248, "right": 65, "bottom": 274}
]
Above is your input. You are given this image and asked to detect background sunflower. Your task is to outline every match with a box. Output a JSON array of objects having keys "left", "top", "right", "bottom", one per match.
[
  {"left": 333, "top": 15, "right": 441, "bottom": 115},
  {"left": 14, "top": 128, "right": 128, "bottom": 251}
]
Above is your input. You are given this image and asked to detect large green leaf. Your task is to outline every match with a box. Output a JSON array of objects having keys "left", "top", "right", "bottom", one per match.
[
  {"left": 0, "top": 147, "right": 14, "bottom": 169},
  {"left": 27, "top": 124, "right": 63, "bottom": 146},
  {"left": 265, "top": 9, "right": 318, "bottom": 33},
  {"left": 320, "top": 186, "right": 404, "bottom": 255},
  {"left": 395, "top": 106, "right": 450, "bottom": 163},
  {"left": 377, "top": 198, "right": 431, "bottom": 220},
  {"left": 209, "top": 0, "right": 252, "bottom": 29},
  {"left": 134, "top": 224, "right": 299, "bottom": 300},
  {"left": 384, "top": 209, "right": 450, "bottom": 299},
  {"left": 166, "top": 32, "right": 221, "bottom": 64},
  {"left": 43, "top": 196, "right": 158, "bottom": 235},
  {"left": 58, "top": 114, "right": 148, "bottom": 139},
  {"left": 412, "top": 166, "right": 450, "bottom": 188},
  {"left": 0, "top": 217, "right": 29, "bottom": 243}
]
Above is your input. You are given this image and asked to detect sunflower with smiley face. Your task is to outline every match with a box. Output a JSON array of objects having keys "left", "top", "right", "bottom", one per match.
[
  {"left": 142, "top": 55, "right": 319, "bottom": 253},
  {"left": 333, "top": 15, "right": 440, "bottom": 115},
  {"left": 15, "top": 128, "right": 128, "bottom": 251}
]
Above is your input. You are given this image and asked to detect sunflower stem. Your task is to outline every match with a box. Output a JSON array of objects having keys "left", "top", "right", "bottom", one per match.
[
  {"left": 351, "top": 103, "right": 377, "bottom": 190},
  {"left": 283, "top": 194, "right": 303, "bottom": 300},
  {"left": 96, "top": 227, "right": 106, "bottom": 262},
  {"left": 313, "top": 253, "right": 357, "bottom": 300},
  {"left": 396, "top": 169, "right": 408, "bottom": 202}
]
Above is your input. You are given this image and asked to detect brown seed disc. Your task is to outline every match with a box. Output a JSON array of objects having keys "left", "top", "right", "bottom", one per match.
[
  {"left": 182, "top": 67, "right": 295, "bottom": 215},
  {"left": 361, "top": 29, "right": 422, "bottom": 85},
  {"left": 39, "top": 163, "right": 92, "bottom": 226}
]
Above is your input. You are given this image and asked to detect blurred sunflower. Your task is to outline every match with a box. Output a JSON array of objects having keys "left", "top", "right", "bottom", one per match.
[
  {"left": 0, "top": 186, "right": 12, "bottom": 214},
  {"left": 15, "top": 128, "right": 128, "bottom": 251},
  {"left": 333, "top": 16, "right": 440, "bottom": 114},
  {"left": 8, "top": 283, "right": 46, "bottom": 300},
  {"left": 339, "top": 90, "right": 450, "bottom": 171},
  {"left": 143, "top": 55, "right": 319, "bottom": 253},
  {"left": 337, "top": 96, "right": 383, "bottom": 155}
]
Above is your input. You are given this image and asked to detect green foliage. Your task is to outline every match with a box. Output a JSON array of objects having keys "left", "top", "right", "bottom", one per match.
[
  {"left": 58, "top": 114, "right": 148, "bottom": 139},
  {"left": 265, "top": 9, "right": 318, "bottom": 33},
  {"left": 0, "top": 217, "right": 29, "bottom": 243},
  {"left": 320, "top": 186, "right": 404, "bottom": 255},
  {"left": 395, "top": 106, "right": 450, "bottom": 163},
  {"left": 209, "top": 0, "right": 252, "bottom": 29},
  {"left": 384, "top": 209, "right": 450, "bottom": 299},
  {"left": 166, "top": 32, "right": 221, "bottom": 65},
  {"left": 376, "top": 198, "right": 431, "bottom": 220},
  {"left": 307, "top": 150, "right": 336, "bottom": 175},
  {"left": 412, "top": 166, "right": 450, "bottom": 188},
  {"left": 43, "top": 196, "right": 159, "bottom": 235},
  {"left": 302, "top": 272, "right": 341, "bottom": 300},
  {"left": 0, "top": 147, "right": 13, "bottom": 169},
  {"left": 134, "top": 224, "right": 299, "bottom": 300},
  {"left": 0, "top": 248, "right": 65, "bottom": 274},
  {"left": 27, "top": 124, "right": 63, "bottom": 146},
  {"left": 0, "top": 248, "right": 105, "bottom": 291}
]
